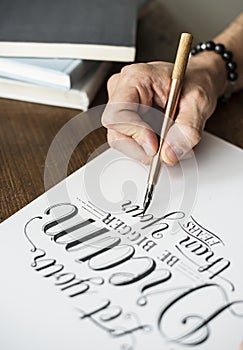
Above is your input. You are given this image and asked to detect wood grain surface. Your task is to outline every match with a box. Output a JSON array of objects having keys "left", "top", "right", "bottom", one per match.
[
  {"left": 172, "top": 33, "right": 192, "bottom": 81},
  {"left": 1, "top": 68, "right": 243, "bottom": 222}
]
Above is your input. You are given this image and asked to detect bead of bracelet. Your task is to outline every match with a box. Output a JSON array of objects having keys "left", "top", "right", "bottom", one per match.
[{"left": 190, "top": 40, "right": 238, "bottom": 82}]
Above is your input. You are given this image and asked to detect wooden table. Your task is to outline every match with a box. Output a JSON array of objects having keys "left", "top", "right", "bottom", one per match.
[{"left": 1, "top": 70, "right": 243, "bottom": 222}]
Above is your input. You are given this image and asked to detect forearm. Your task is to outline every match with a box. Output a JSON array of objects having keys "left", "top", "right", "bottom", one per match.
[{"left": 189, "top": 12, "right": 243, "bottom": 98}]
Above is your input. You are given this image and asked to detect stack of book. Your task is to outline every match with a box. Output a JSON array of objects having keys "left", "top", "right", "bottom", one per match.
[{"left": 0, "top": 0, "right": 138, "bottom": 110}]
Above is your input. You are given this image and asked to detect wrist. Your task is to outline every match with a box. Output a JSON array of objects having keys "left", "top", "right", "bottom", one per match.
[{"left": 189, "top": 51, "right": 228, "bottom": 99}]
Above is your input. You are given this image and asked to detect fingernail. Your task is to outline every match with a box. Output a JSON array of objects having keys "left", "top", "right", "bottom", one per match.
[
  {"left": 165, "top": 146, "right": 183, "bottom": 164},
  {"left": 142, "top": 143, "right": 155, "bottom": 157}
]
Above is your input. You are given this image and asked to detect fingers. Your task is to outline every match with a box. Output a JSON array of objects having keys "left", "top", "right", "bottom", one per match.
[
  {"left": 161, "top": 84, "right": 214, "bottom": 165},
  {"left": 161, "top": 115, "right": 202, "bottom": 165},
  {"left": 102, "top": 63, "right": 165, "bottom": 163},
  {"left": 107, "top": 64, "right": 154, "bottom": 105},
  {"left": 103, "top": 61, "right": 217, "bottom": 167},
  {"left": 107, "top": 129, "right": 155, "bottom": 164},
  {"left": 103, "top": 104, "right": 159, "bottom": 164}
]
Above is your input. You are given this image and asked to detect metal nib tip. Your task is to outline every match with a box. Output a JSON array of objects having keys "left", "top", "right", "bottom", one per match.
[
  {"left": 143, "top": 201, "right": 150, "bottom": 215},
  {"left": 143, "top": 183, "right": 154, "bottom": 215}
]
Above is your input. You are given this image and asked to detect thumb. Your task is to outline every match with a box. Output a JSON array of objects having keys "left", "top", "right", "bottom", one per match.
[{"left": 161, "top": 112, "right": 203, "bottom": 165}]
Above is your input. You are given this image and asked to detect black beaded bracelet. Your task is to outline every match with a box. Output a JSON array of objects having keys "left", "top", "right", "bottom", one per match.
[{"left": 190, "top": 40, "right": 238, "bottom": 100}]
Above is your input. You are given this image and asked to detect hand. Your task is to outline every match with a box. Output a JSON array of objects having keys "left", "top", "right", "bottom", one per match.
[{"left": 102, "top": 57, "right": 226, "bottom": 165}]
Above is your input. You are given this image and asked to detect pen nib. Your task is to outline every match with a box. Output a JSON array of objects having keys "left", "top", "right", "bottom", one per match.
[{"left": 143, "top": 183, "right": 154, "bottom": 215}]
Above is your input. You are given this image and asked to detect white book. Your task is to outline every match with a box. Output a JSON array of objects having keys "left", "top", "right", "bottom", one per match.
[
  {"left": 0, "top": 58, "right": 95, "bottom": 90},
  {"left": 0, "top": 62, "right": 111, "bottom": 110}
]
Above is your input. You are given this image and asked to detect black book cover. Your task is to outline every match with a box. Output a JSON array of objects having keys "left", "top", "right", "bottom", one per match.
[{"left": 0, "top": 0, "right": 137, "bottom": 61}]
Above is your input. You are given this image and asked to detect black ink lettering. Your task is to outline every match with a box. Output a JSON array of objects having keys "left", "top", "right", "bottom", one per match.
[
  {"left": 65, "top": 228, "right": 109, "bottom": 252},
  {"left": 121, "top": 200, "right": 132, "bottom": 211},
  {"left": 102, "top": 213, "right": 116, "bottom": 226},
  {"left": 117, "top": 224, "right": 132, "bottom": 235},
  {"left": 109, "top": 257, "right": 156, "bottom": 286},
  {"left": 124, "top": 205, "right": 143, "bottom": 215},
  {"left": 111, "top": 219, "right": 124, "bottom": 230},
  {"left": 137, "top": 269, "right": 172, "bottom": 306},
  {"left": 185, "top": 241, "right": 209, "bottom": 255},
  {"left": 141, "top": 211, "right": 185, "bottom": 230},
  {"left": 50, "top": 218, "right": 95, "bottom": 242},
  {"left": 179, "top": 235, "right": 230, "bottom": 279},
  {"left": 179, "top": 235, "right": 191, "bottom": 245},
  {"left": 99, "top": 306, "right": 122, "bottom": 322},
  {"left": 55, "top": 272, "right": 77, "bottom": 286},
  {"left": 43, "top": 203, "right": 78, "bottom": 233},
  {"left": 158, "top": 283, "right": 243, "bottom": 346},
  {"left": 159, "top": 250, "right": 179, "bottom": 267},
  {"left": 136, "top": 213, "right": 154, "bottom": 222},
  {"left": 151, "top": 223, "right": 169, "bottom": 239},
  {"left": 88, "top": 245, "right": 135, "bottom": 270},
  {"left": 58, "top": 276, "right": 104, "bottom": 297},
  {"left": 34, "top": 257, "right": 64, "bottom": 277},
  {"left": 76, "top": 236, "right": 121, "bottom": 262},
  {"left": 138, "top": 239, "right": 157, "bottom": 252},
  {"left": 199, "top": 256, "right": 231, "bottom": 279},
  {"left": 128, "top": 231, "right": 141, "bottom": 242}
]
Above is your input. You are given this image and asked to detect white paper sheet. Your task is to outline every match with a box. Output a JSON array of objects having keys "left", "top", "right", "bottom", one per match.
[{"left": 1, "top": 132, "right": 243, "bottom": 350}]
